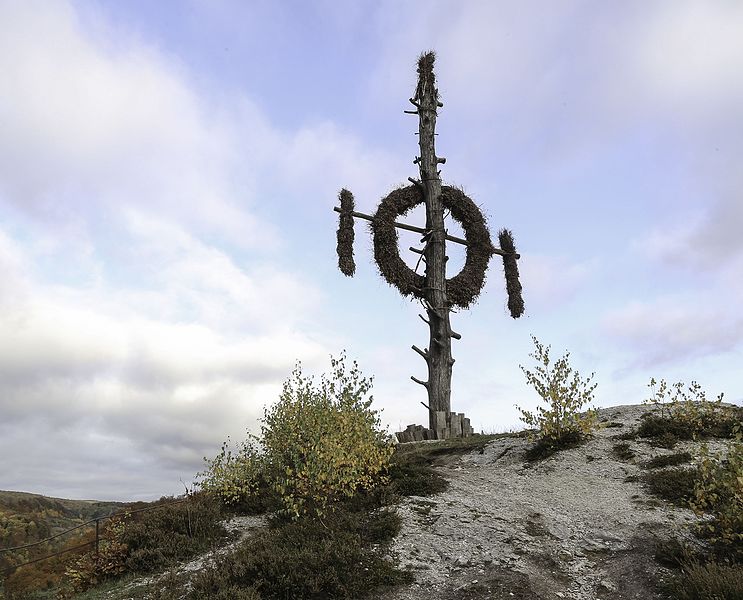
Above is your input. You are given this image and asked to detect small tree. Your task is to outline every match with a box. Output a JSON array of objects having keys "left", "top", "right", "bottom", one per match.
[
  {"left": 516, "top": 335, "right": 598, "bottom": 446},
  {"left": 199, "top": 353, "right": 393, "bottom": 520}
]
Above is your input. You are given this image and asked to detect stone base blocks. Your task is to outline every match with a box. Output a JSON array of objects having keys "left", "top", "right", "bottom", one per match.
[{"left": 395, "top": 411, "right": 474, "bottom": 443}]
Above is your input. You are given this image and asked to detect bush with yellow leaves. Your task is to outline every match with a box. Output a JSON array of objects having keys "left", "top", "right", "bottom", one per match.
[
  {"left": 200, "top": 353, "right": 393, "bottom": 520},
  {"left": 198, "top": 437, "right": 263, "bottom": 508},
  {"left": 690, "top": 421, "right": 743, "bottom": 557},
  {"left": 643, "top": 378, "right": 735, "bottom": 439},
  {"left": 515, "top": 335, "right": 598, "bottom": 449}
]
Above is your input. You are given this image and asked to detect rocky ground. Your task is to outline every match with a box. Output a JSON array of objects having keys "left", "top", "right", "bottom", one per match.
[
  {"left": 373, "top": 404, "right": 717, "bottom": 600},
  {"left": 110, "top": 403, "right": 729, "bottom": 600}
]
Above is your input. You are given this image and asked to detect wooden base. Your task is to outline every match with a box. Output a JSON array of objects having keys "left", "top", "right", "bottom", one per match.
[{"left": 395, "top": 411, "right": 474, "bottom": 443}]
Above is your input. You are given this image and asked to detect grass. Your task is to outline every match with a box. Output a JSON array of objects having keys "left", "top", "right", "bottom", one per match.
[
  {"left": 642, "top": 467, "right": 698, "bottom": 507},
  {"left": 661, "top": 560, "right": 743, "bottom": 600},
  {"left": 612, "top": 442, "right": 635, "bottom": 461},
  {"left": 644, "top": 451, "right": 693, "bottom": 469},
  {"left": 523, "top": 429, "right": 584, "bottom": 462},
  {"left": 391, "top": 433, "right": 508, "bottom": 462},
  {"left": 387, "top": 434, "right": 507, "bottom": 496}
]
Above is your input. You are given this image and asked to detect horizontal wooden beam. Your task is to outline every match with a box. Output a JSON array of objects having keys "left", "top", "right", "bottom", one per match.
[
  {"left": 333, "top": 206, "right": 520, "bottom": 258},
  {"left": 334, "top": 207, "right": 467, "bottom": 246}
]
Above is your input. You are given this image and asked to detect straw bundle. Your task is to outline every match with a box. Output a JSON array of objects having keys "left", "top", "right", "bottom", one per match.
[
  {"left": 498, "top": 228, "right": 524, "bottom": 318},
  {"left": 336, "top": 188, "right": 356, "bottom": 276}
]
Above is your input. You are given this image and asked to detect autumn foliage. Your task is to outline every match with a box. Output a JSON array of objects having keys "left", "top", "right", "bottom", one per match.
[{"left": 199, "top": 353, "right": 394, "bottom": 519}]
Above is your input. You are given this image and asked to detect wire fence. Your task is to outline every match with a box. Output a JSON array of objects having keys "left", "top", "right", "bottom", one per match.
[{"left": 0, "top": 496, "right": 190, "bottom": 579}]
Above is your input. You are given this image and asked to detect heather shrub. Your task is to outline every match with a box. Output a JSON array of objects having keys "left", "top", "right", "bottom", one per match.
[
  {"left": 642, "top": 378, "right": 737, "bottom": 440},
  {"left": 119, "top": 494, "right": 226, "bottom": 572},
  {"left": 58, "top": 494, "right": 225, "bottom": 597},
  {"left": 515, "top": 335, "right": 598, "bottom": 449},
  {"left": 188, "top": 504, "right": 410, "bottom": 599}
]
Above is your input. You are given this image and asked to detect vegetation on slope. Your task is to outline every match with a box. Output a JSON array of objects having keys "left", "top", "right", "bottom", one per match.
[
  {"left": 3, "top": 350, "right": 742, "bottom": 600},
  {"left": 0, "top": 492, "right": 125, "bottom": 595}
]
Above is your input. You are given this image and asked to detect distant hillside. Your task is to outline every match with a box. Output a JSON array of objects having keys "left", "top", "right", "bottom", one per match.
[{"left": 0, "top": 490, "right": 126, "bottom": 593}]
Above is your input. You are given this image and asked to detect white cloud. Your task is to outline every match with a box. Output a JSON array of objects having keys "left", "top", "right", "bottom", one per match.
[
  {"left": 639, "top": 192, "right": 743, "bottom": 271},
  {"left": 603, "top": 296, "right": 743, "bottom": 367},
  {"left": 0, "top": 1, "right": 360, "bottom": 499},
  {"left": 0, "top": 0, "right": 273, "bottom": 250},
  {"left": 628, "top": 2, "right": 743, "bottom": 114},
  {"left": 0, "top": 252, "right": 330, "bottom": 497},
  {"left": 516, "top": 253, "right": 597, "bottom": 313}
]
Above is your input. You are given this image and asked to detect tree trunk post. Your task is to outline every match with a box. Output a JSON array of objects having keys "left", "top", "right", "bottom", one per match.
[{"left": 413, "top": 52, "right": 453, "bottom": 430}]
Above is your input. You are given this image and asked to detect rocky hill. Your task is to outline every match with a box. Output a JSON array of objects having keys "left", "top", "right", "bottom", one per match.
[
  {"left": 3, "top": 402, "right": 741, "bottom": 599},
  {"left": 376, "top": 403, "right": 722, "bottom": 600}
]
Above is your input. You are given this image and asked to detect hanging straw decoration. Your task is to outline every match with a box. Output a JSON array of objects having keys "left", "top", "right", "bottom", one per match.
[
  {"left": 336, "top": 188, "right": 356, "bottom": 276},
  {"left": 498, "top": 228, "right": 524, "bottom": 318}
]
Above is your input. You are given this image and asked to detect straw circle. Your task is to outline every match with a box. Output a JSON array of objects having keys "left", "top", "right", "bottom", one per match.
[{"left": 370, "top": 184, "right": 494, "bottom": 308}]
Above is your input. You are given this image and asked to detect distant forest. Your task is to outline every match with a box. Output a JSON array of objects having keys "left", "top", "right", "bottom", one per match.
[{"left": 0, "top": 490, "right": 124, "bottom": 593}]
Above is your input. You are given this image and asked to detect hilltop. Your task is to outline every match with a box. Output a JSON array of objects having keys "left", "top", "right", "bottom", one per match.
[{"left": 2, "top": 402, "right": 741, "bottom": 599}]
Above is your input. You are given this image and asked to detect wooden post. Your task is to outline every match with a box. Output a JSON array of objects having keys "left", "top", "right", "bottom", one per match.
[
  {"left": 449, "top": 412, "right": 463, "bottom": 438},
  {"left": 412, "top": 52, "right": 454, "bottom": 431},
  {"left": 334, "top": 51, "right": 526, "bottom": 440},
  {"left": 95, "top": 518, "right": 100, "bottom": 561}
]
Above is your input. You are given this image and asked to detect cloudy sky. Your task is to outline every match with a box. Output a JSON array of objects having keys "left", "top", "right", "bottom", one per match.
[{"left": 1, "top": 0, "right": 742, "bottom": 501}]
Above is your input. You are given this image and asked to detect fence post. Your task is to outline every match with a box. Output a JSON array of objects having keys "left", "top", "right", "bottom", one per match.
[{"left": 95, "top": 519, "right": 100, "bottom": 560}]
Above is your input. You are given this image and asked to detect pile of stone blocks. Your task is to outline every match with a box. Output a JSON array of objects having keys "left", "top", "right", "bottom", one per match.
[{"left": 395, "top": 411, "right": 474, "bottom": 443}]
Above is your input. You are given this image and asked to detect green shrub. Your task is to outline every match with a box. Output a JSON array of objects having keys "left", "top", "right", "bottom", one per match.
[
  {"left": 515, "top": 335, "right": 598, "bottom": 449},
  {"left": 690, "top": 423, "right": 743, "bottom": 557},
  {"left": 198, "top": 437, "right": 266, "bottom": 508},
  {"left": 261, "top": 354, "right": 393, "bottom": 518},
  {"left": 642, "top": 468, "right": 698, "bottom": 506},
  {"left": 644, "top": 451, "right": 693, "bottom": 469},
  {"left": 188, "top": 505, "right": 411, "bottom": 599},
  {"left": 643, "top": 379, "right": 737, "bottom": 439},
  {"left": 199, "top": 353, "right": 394, "bottom": 520}
]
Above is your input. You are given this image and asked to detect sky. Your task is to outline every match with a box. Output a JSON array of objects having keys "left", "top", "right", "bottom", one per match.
[{"left": 1, "top": 0, "right": 742, "bottom": 501}]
